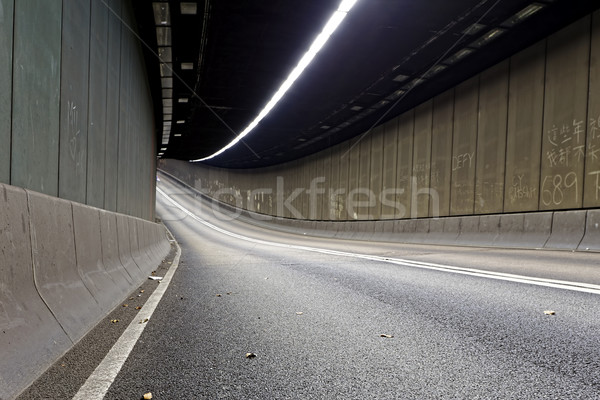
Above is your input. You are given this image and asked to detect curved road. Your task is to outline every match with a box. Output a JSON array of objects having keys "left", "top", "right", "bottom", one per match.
[
  {"left": 20, "top": 172, "right": 600, "bottom": 399},
  {"left": 105, "top": 174, "right": 600, "bottom": 399}
]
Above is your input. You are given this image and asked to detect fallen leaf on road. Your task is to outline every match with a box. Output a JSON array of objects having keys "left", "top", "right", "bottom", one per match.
[
  {"left": 544, "top": 310, "right": 556, "bottom": 315},
  {"left": 216, "top": 294, "right": 222, "bottom": 297},
  {"left": 139, "top": 318, "right": 149, "bottom": 324},
  {"left": 148, "top": 276, "right": 163, "bottom": 280},
  {"left": 136, "top": 306, "right": 142, "bottom": 310},
  {"left": 122, "top": 304, "right": 128, "bottom": 307},
  {"left": 111, "top": 319, "right": 119, "bottom": 323},
  {"left": 140, "top": 290, "right": 145, "bottom": 293},
  {"left": 129, "top": 297, "right": 135, "bottom": 300},
  {"left": 380, "top": 334, "right": 394, "bottom": 338},
  {"left": 142, "top": 392, "right": 152, "bottom": 399},
  {"left": 245, "top": 353, "right": 257, "bottom": 358},
  {"left": 296, "top": 312, "right": 304, "bottom": 315}
]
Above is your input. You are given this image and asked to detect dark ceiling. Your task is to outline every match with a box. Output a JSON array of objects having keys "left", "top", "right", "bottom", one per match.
[{"left": 133, "top": 0, "right": 600, "bottom": 169}]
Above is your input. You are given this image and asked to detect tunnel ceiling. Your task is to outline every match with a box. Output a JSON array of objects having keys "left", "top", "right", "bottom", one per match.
[{"left": 133, "top": 0, "right": 599, "bottom": 169}]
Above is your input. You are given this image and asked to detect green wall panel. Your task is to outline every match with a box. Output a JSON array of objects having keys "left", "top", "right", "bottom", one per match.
[
  {"left": 86, "top": 0, "right": 109, "bottom": 209},
  {"left": 104, "top": 0, "right": 121, "bottom": 212},
  {"left": 11, "top": 0, "right": 62, "bottom": 196},
  {"left": 59, "top": 0, "right": 91, "bottom": 203},
  {"left": 0, "top": 0, "right": 13, "bottom": 184}
]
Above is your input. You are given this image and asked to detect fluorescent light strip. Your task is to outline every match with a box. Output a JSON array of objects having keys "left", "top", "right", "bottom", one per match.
[{"left": 191, "top": 0, "right": 359, "bottom": 162}]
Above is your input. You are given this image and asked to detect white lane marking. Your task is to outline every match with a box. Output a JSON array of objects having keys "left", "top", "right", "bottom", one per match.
[
  {"left": 72, "top": 228, "right": 181, "bottom": 400},
  {"left": 157, "top": 186, "right": 600, "bottom": 296}
]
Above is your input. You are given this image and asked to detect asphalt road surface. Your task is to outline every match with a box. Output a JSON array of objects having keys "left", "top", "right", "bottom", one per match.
[{"left": 20, "top": 173, "right": 600, "bottom": 399}]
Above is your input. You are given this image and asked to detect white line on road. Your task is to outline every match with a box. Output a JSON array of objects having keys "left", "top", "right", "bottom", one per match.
[
  {"left": 72, "top": 228, "right": 181, "bottom": 400},
  {"left": 157, "top": 186, "right": 600, "bottom": 296}
]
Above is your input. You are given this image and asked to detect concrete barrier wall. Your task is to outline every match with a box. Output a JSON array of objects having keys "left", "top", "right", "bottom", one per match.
[{"left": 0, "top": 182, "right": 170, "bottom": 400}]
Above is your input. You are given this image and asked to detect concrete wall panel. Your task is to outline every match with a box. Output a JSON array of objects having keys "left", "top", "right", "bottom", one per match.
[
  {"left": 451, "top": 77, "right": 479, "bottom": 215},
  {"left": 412, "top": 100, "right": 433, "bottom": 218},
  {"left": 475, "top": 61, "right": 508, "bottom": 214},
  {"left": 11, "top": 0, "right": 62, "bottom": 196},
  {"left": 314, "top": 152, "right": 325, "bottom": 220},
  {"left": 357, "top": 135, "right": 372, "bottom": 220},
  {"left": 329, "top": 145, "right": 341, "bottom": 220},
  {"left": 370, "top": 125, "right": 384, "bottom": 220},
  {"left": 540, "top": 18, "right": 590, "bottom": 210},
  {"left": 504, "top": 42, "right": 546, "bottom": 212},
  {"left": 347, "top": 138, "right": 360, "bottom": 219},
  {"left": 59, "top": 0, "right": 91, "bottom": 203},
  {"left": 381, "top": 119, "right": 399, "bottom": 219},
  {"left": 338, "top": 142, "right": 350, "bottom": 220},
  {"left": 585, "top": 11, "right": 600, "bottom": 207},
  {"left": 396, "top": 111, "right": 414, "bottom": 219},
  {"left": 431, "top": 90, "right": 455, "bottom": 216},
  {"left": 320, "top": 148, "right": 332, "bottom": 220},
  {"left": 0, "top": 0, "right": 13, "bottom": 184}
]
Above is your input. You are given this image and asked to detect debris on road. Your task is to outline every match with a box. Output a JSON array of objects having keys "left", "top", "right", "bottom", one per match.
[
  {"left": 544, "top": 310, "right": 556, "bottom": 315},
  {"left": 380, "top": 334, "right": 394, "bottom": 338},
  {"left": 142, "top": 392, "right": 152, "bottom": 399},
  {"left": 245, "top": 352, "right": 257, "bottom": 358}
]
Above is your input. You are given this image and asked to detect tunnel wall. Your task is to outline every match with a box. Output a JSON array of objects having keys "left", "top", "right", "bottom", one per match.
[
  {"left": 0, "top": 0, "right": 156, "bottom": 221},
  {"left": 161, "top": 12, "right": 600, "bottom": 223}
]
